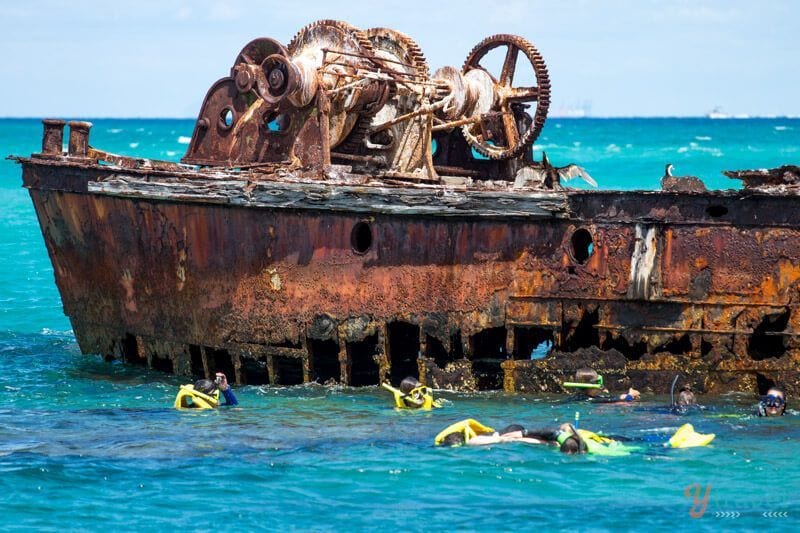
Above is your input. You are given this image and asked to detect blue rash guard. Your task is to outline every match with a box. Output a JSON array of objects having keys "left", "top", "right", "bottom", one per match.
[{"left": 221, "top": 387, "right": 238, "bottom": 406}]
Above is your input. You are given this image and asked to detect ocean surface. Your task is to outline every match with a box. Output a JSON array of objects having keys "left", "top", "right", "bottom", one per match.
[{"left": 1, "top": 117, "right": 799, "bottom": 530}]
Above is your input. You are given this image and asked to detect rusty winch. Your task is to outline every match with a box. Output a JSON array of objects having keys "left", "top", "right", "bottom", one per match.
[{"left": 182, "top": 20, "right": 551, "bottom": 181}]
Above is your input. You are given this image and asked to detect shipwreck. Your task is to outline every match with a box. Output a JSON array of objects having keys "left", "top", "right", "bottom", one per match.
[{"left": 15, "top": 20, "right": 800, "bottom": 394}]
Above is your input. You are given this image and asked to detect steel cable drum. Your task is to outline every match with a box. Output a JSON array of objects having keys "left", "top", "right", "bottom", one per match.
[
  {"left": 337, "top": 27, "right": 430, "bottom": 156},
  {"left": 286, "top": 20, "right": 378, "bottom": 148}
]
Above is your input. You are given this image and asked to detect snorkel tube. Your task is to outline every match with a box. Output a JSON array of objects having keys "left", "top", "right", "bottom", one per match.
[
  {"left": 563, "top": 374, "right": 604, "bottom": 389},
  {"left": 670, "top": 374, "right": 680, "bottom": 406}
]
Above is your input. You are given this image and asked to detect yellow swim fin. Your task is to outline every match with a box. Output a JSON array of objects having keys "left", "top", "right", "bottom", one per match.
[{"left": 668, "top": 423, "right": 715, "bottom": 448}]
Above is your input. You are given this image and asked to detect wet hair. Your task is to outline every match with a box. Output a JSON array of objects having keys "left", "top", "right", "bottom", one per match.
[
  {"left": 400, "top": 376, "right": 422, "bottom": 394},
  {"left": 194, "top": 379, "right": 217, "bottom": 395},
  {"left": 560, "top": 437, "right": 582, "bottom": 454},
  {"left": 575, "top": 368, "right": 600, "bottom": 384},
  {"left": 499, "top": 424, "right": 525, "bottom": 435},
  {"left": 677, "top": 389, "right": 696, "bottom": 406},
  {"left": 441, "top": 432, "right": 465, "bottom": 446}
]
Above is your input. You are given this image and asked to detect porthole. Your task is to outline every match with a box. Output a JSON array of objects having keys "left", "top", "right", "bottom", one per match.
[
  {"left": 351, "top": 221, "right": 373, "bottom": 254},
  {"left": 219, "top": 106, "right": 235, "bottom": 130},
  {"left": 570, "top": 228, "right": 594, "bottom": 264}
]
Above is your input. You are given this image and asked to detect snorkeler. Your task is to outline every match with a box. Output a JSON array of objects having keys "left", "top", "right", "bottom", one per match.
[
  {"left": 757, "top": 386, "right": 786, "bottom": 417},
  {"left": 666, "top": 375, "right": 699, "bottom": 414},
  {"left": 174, "top": 372, "right": 238, "bottom": 409},
  {"left": 563, "top": 368, "right": 640, "bottom": 403},
  {"left": 382, "top": 376, "right": 441, "bottom": 410},
  {"left": 434, "top": 419, "right": 549, "bottom": 447},
  {"left": 435, "top": 419, "right": 714, "bottom": 454}
]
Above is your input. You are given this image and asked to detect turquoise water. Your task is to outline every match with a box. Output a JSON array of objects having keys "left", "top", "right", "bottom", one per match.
[{"left": 2, "top": 118, "right": 800, "bottom": 530}]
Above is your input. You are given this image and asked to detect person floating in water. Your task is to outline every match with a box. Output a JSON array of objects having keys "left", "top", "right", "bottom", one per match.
[
  {"left": 382, "top": 376, "right": 441, "bottom": 410},
  {"left": 435, "top": 419, "right": 714, "bottom": 454},
  {"left": 757, "top": 386, "right": 786, "bottom": 417},
  {"left": 563, "top": 368, "right": 640, "bottom": 403},
  {"left": 174, "top": 372, "right": 238, "bottom": 409}
]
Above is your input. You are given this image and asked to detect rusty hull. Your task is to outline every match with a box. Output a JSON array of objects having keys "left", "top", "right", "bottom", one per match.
[{"left": 18, "top": 153, "right": 800, "bottom": 396}]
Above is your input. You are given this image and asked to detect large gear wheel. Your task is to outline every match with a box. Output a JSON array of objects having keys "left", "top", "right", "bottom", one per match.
[
  {"left": 288, "top": 20, "right": 377, "bottom": 147},
  {"left": 337, "top": 27, "right": 430, "bottom": 154},
  {"left": 461, "top": 34, "right": 550, "bottom": 160},
  {"left": 288, "top": 19, "right": 374, "bottom": 68},
  {"left": 365, "top": 27, "right": 429, "bottom": 79}
]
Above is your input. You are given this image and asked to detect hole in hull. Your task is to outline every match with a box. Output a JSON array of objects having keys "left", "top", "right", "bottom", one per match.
[
  {"left": 565, "top": 309, "right": 600, "bottom": 352},
  {"left": 654, "top": 334, "right": 692, "bottom": 356},
  {"left": 470, "top": 327, "right": 507, "bottom": 390},
  {"left": 388, "top": 322, "right": 420, "bottom": 385},
  {"left": 151, "top": 355, "right": 174, "bottom": 374},
  {"left": 274, "top": 356, "right": 304, "bottom": 385},
  {"left": 513, "top": 327, "right": 554, "bottom": 360},
  {"left": 570, "top": 228, "right": 594, "bottom": 264},
  {"left": 701, "top": 339, "right": 713, "bottom": 356},
  {"left": 120, "top": 333, "right": 144, "bottom": 366},
  {"left": 706, "top": 205, "right": 728, "bottom": 218},
  {"left": 351, "top": 222, "right": 373, "bottom": 254},
  {"left": 309, "top": 339, "right": 340, "bottom": 384},
  {"left": 349, "top": 334, "right": 380, "bottom": 387},
  {"left": 241, "top": 358, "right": 270, "bottom": 385},
  {"left": 756, "top": 372, "right": 776, "bottom": 396},
  {"left": 189, "top": 344, "right": 204, "bottom": 378},
  {"left": 425, "top": 334, "right": 458, "bottom": 369},
  {"left": 748, "top": 310, "right": 790, "bottom": 361},
  {"left": 208, "top": 348, "right": 235, "bottom": 381}
]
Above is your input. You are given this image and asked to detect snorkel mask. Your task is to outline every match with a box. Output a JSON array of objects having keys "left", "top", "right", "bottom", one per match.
[{"left": 763, "top": 394, "right": 785, "bottom": 408}]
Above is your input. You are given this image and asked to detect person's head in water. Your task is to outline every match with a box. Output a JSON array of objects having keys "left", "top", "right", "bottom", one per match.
[
  {"left": 441, "top": 431, "right": 466, "bottom": 446},
  {"left": 194, "top": 379, "right": 218, "bottom": 395},
  {"left": 762, "top": 386, "right": 786, "bottom": 417},
  {"left": 400, "top": 376, "right": 422, "bottom": 394},
  {"left": 574, "top": 368, "right": 603, "bottom": 397},
  {"left": 558, "top": 423, "right": 587, "bottom": 454},
  {"left": 677, "top": 386, "right": 696, "bottom": 407}
]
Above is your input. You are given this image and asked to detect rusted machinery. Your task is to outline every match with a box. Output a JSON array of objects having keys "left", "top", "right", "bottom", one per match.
[
  {"left": 14, "top": 20, "right": 800, "bottom": 396},
  {"left": 183, "top": 20, "right": 550, "bottom": 181}
]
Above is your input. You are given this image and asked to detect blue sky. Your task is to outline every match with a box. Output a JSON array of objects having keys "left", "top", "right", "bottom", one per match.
[{"left": 1, "top": 0, "right": 798, "bottom": 117}]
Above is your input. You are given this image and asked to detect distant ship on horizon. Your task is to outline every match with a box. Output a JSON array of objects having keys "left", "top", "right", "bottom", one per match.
[
  {"left": 553, "top": 100, "right": 592, "bottom": 118},
  {"left": 706, "top": 106, "right": 750, "bottom": 119}
]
